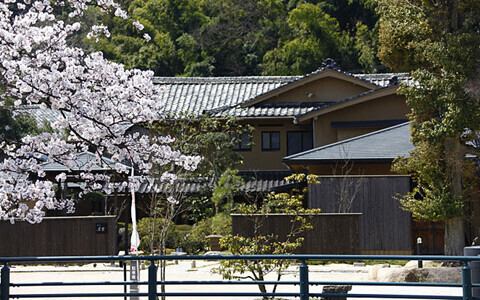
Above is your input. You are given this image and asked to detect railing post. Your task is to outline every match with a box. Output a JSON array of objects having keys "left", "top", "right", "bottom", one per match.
[
  {"left": 463, "top": 261, "right": 473, "bottom": 300},
  {"left": 299, "top": 260, "right": 309, "bottom": 300},
  {"left": 1, "top": 263, "right": 9, "bottom": 300},
  {"left": 148, "top": 260, "right": 157, "bottom": 300}
]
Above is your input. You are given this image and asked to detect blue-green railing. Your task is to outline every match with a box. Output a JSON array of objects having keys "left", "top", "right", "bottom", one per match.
[{"left": 0, "top": 254, "right": 478, "bottom": 299}]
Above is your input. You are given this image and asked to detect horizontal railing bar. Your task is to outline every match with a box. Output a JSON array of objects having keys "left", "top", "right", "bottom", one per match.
[
  {"left": 154, "top": 292, "right": 299, "bottom": 297},
  {"left": 310, "top": 293, "right": 462, "bottom": 299},
  {"left": 11, "top": 281, "right": 149, "bottom": 286},
  {"left": 309, "top": 281, "right": 463, "bottom": 287},
  {"left": 12, "top": 292, "right": 465, "bottom": 298},
  {"left": 11, "top": 280, "right": 464, "bottom": 287},
  {"left": 161, "top": 281, "right": 462, "bottom": 287},
  {"left": 12, "top": 292, "right": 299, "bottom": 298},
  {"left": 12, "top": 293, "right": 148, "bottom": 298},
  {"left": 11, "top": 280, "right": 298, "bottom": 286},
  {"left": 2, "top": 254, "right": 480, "bottom": 263}
]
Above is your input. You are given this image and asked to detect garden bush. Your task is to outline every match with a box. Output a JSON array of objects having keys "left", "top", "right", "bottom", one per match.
[
  {"left": 136, "top": 218, "right": 173, "bottom": 253},
  {"left": 133, "top": 214, "right": 233, "bottom": 254}
]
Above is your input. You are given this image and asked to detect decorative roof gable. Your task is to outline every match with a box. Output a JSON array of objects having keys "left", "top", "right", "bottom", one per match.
[
  {"left": 295, "top": 84, "right": 399, "bottom": 123},
  {"left": 239, "top": 64, "right": 380, "bottom": 108}
]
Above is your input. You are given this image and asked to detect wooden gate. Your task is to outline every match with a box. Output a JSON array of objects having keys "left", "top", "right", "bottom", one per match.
[{"left": 411, "top": 220, "right": 445, "bottom": 254}]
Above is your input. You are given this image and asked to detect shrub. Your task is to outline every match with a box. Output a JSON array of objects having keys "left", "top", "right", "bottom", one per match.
[
  {"left": 134, "top": 214, "right": 233, "bottom": 254},
  {"left": 136, "top": 217, "right": 173, "bottom": 253},
  {"left": 168, "top": 224, "right": 202, "bottom": 254},
  {"left": 210, "top": 213, "right": 232, "bottom": 236}
]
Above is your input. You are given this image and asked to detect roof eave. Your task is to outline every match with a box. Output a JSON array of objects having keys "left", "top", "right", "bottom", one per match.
[{"left": 283, "top": 158, "right": 395, "bottom": 165}]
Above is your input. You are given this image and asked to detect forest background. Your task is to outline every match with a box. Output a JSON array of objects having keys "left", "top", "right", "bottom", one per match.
[{"left": 67, "top": 0, "right": 381, "bottom": 76}]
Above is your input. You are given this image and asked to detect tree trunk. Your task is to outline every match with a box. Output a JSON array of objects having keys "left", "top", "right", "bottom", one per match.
[
  {"left": 450, "top": 0, "right": 458, "bottom": 31},
  {"left": 444, "top": 136, "right": 465, "bottom": 255},
  {"left": 258, "top": 277, "right": 268, "bottom": 300},
  {"left": 445, "top": 217, "right": 464, "bottom": 255}
]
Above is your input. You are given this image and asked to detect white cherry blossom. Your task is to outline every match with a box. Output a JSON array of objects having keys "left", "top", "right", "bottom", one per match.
[
  {"left": 0, "top": 0, "right": 202, "bottom": 223},
  {"left": 132, "top": 20, "right": 144, "bottom": 31}
]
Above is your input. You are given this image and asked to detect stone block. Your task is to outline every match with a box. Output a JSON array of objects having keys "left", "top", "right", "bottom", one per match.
[{"left": 321, "top": 285, "right": 352, "bottom": 300}]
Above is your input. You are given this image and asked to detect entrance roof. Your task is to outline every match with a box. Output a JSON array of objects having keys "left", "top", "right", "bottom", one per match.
[{"left": 283, "top": 122, "right": 413, "bottom": 165}]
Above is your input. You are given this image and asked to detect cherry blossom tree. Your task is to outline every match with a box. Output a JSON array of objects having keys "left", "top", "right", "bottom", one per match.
[{"left": 0, "top": 0, "right": 201, "bottom": 224}]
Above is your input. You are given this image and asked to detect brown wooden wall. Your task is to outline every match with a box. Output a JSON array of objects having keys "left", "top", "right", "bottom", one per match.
[
  {"left": 308, "top": 176, "right": 412, "bottom": 254},
  {"left": 0, "top": 216, "right": 116, "bottom": 257},
  {"left": 232, "top": 213, "right": 361, "bottom": 254}
]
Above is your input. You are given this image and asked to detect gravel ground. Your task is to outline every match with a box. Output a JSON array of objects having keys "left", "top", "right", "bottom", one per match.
[{"left": 6, "top": 261, "right": 462, "bottom": 300}]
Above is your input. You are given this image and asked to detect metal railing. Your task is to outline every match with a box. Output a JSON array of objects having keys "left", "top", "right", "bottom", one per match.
[{"left": 0, "top": 254, "right": 478, "bottom": 299}]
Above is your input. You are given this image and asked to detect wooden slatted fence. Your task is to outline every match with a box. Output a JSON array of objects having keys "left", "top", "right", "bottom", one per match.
[
  {"left": 232, "top": 213, "right": 361, "bottom": 254},
  {"left": 308, "top": 176, "right": 413, "bottom": 254},
  {"left": 0, "top": 216, "right": 116, "bottom": 257}
]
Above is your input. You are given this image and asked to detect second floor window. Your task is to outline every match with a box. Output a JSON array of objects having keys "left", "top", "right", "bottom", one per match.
[
  {"left": 233, "top": 133, "right": 251, "bottom": 151},
  {"left": 287, "top": 131, "right": 313, "bottom": 155},
  {"left": 262, "top": 131, "right": 280, "bottom": 151}
]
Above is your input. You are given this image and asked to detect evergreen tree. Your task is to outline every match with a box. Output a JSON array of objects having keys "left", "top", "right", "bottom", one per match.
[
  {"left": 88, "top": 0, "right": 380, "bottom": 76},
  {"left": 378, "top": 0, "right": 480, "bottom": 255}
]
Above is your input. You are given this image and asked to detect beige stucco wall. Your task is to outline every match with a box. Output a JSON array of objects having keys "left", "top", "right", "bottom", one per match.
[
  {"left": 311, "top": 94, "right": 409, "bottom": 147},
  {"left": 236, "top": 118, "right": 312, "bottom": 171},
  {"left": 264, "top": 77, "right": 370, "bottom": 103},
  {"left": 236, "top": 94, "right": 409, "bottom": 171},
  {"left": 336, "top": 127, "right": 381, "bottom": 141}
]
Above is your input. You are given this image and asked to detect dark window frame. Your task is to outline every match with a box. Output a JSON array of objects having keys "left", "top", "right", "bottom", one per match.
[
  {"left": 262, "top": 131, "right": 280, "bottom": 151},
  {"left": 233, "top": 132, "right": 252, "bottom": 151},
  {"left": 287, "top": 131, "right": 313, "bottom": 156}
]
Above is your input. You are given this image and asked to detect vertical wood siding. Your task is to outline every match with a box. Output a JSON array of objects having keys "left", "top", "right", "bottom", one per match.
[
  {"left": 308, "top": 176, "right": 412, "bottom": 254},
  {"left": 0, "top": 216, "right": 116, "bottom": 257},
  {"left": 232, "top": 213, "right": 361, "bottom": 254}
]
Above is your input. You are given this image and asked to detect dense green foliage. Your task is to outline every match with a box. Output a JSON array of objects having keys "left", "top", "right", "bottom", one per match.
[
  {"left": 0, "top": 108, "right": 38, "bottom": 144},
  {"left": 0, "top": 88, "right": 38, "bottom": 145},
  {"left": 86, "top": 0, "right": 381, "bottom": 76},
  {"left": 378, "top": 0, "right": 480, "bottom": 254},
  {"left": 211, "top": 169, "right": 243, "bottom": 214}
]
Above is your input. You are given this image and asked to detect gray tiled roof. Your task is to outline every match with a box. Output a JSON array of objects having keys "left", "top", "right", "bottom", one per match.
[
  {"left": 283, "top": 122, "right": 413, "bottom": 164},
  {"left": 155, "top": 76, "right": 299, "bottom": 116},
  {"left": 15, "top": 105, "right": 64, "bottom": 125},
  {"left": 120, "top": 176, "right": 292, "bottom": 194},
  {"left": 155, "top": 72, "right": 409, "bottom": 118},
  {"left": 41, "top": 152, "right": 129, "bottom": 172},
  {"left": 354, "top": 73, "right": 411, "bottom": 87},
  {"left": 15, "top": 105, "right": 133, "bottom": 133},
  {"left": 212, "top": 102, "right": 332, "bottom": 118},
  {"left": 121, "top": 170, "right": 294, "bottom": 194},
  {"left": 17, "top": 71, "right": 410, "bottom": 123}
]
